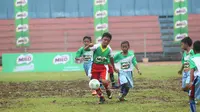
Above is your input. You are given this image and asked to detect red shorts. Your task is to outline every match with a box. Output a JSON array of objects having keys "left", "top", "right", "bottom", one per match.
[
  {"left": 108, "top": 64, "right": 114, "bottom": 74},
  {"left": 91, "top": 63, "right": 109, "bottom": 80}
]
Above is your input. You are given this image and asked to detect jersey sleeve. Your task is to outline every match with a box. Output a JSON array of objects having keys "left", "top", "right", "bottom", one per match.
[
  {"left": 75, "top": 47, "right": 83, "bottom": 58},
  {"left": 189, "top": 58, "right": 196, "bottom": 69},
  {"left": 89, "top": 44, "right": 99, "bottom": 51},
  {"left": 132, "top": 55, "right": 138, "bottom": 66}
]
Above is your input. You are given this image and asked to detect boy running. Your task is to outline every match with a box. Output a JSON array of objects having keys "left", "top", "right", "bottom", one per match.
[
  {"left": 188, "top": 40, "right": 200, "bottom": 112},
  {"left": 84, "top": 32, "right": 116, "bottom": 104},
  {"left": 114, "top": 41, "right": 141, "bottom": 101},
  {"left": 178, "top": 37, "right": 195, "bottom": 92},
  {"left": 75, "top": 36, "right": 96, "bottom": 95}
]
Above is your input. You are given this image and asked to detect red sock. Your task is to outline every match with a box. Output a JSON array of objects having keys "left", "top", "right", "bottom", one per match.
[
  {"left": 96, "top": 88, "right": 103, "bottom": 97},
  {"left": 103, "top": 82, "right": 109, "bottom": 90}
]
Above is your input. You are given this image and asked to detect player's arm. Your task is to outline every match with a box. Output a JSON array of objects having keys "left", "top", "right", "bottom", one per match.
[
  {"left": 132, "top": 55, "right": 141, "bottom": 75},
  {"left": 75, "top": 47, "right": 83, "bottom": 60},
  {"left": 84, "top": 43, "right": 94, "bottom": 50},
  {"left": 178, "top": 56, "right": 184, "bottom": 74}
]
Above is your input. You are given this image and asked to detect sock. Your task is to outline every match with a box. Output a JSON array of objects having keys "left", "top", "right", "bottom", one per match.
[
  {"left": 96, "top": 88, "right": 103, "bottom": 98},
  {"left": 103, "top": 81, "right": 109, "bottom": 90},
  {"left": 120, "top": 83, "right": 129, "bottom": 97},
  {"left": 189, "top": 100, "right": 196, "bottom": 112},
  {"left": 110, "top": 73, "right": 115, "bottom": 85}
]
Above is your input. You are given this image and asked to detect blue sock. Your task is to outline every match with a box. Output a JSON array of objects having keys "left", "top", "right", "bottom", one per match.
[
  {"left": 189, "top": 100, "right": 196, "bottom": 112},
  {"left": 120, "top": 83, "right": 129, "bottom": 97}
]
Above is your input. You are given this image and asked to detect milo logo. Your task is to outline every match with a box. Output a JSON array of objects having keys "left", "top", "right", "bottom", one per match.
[
  {"left": 16, "top": 24, "right": 29, "bottom": 32},
  {"left": 95, "top": 23, "right": 108, "bottom": 31},
  {"left": 53, "top": 55, "right": 69, "bottom": 65},
  {"left": 175, "top": 33, "right": 188, "bottom": 41},
  {"left": 95, "top": 10, "right": 107, "bottom": 19},
  {"left": 96, "top": 56, "right": 107, "bottom": 62},
  {"left": 174, "top": 20, "right": 188, "bottom": 29},
  {"left": 16, "top": 11, "right": 28, "bottom": 19},
  {"left": 16, "top": 37, "right": 29, "bottom": 45},
  {"left": 15, "top": 0, "right": 27, "bottom": 7},
  {"left": 121, "top": 62, "right": 130, "bottom": 69},
  {"left": 16, "top": 54, "right": 33, "bottom": 65},
  {"left": 174, "top": 0, "right": 185, "bottom": 2},
  {"left": 175, "top": 7, "right": 187, "bottom": 15},
  {"left": 95, "top": 0, "right": 107, "bottom": 5}
]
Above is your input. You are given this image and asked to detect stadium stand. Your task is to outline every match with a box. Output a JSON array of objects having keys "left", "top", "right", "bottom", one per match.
[{"left": 0, "top": 16, "right": 163, "bottom": 56}]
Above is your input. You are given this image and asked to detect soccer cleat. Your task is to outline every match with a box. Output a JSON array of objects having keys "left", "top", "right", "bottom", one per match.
[
  {"left": 106, "top": 90, "right": 112, "bottom": 99},
  {"left": 92, "top": 90, "right": 97, "bottom": 96},
  {"left": 99, "top": 97, "right": 105, "bottom": 104},
  {"left": 118, "top": 93, "right": 127, "bottom": 102}
]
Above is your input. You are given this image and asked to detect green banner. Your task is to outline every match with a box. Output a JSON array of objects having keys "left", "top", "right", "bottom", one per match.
[
  {"left": 2, "top": 52, "right": 84, "bottom": 72},
  {"left": 14, "top": 0, "right": 30, "bottom": 47},
  {"left": 94, "top": 0, "right": 108, "bottom": 43},
  {"left": 173, "top": 0, "right": 188, "bottom": 42}
]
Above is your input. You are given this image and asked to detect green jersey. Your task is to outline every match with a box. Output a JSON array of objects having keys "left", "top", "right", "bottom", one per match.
[
  {"left": 189, "top": 54, "right": 200, "bottom": 77},
  {"left": 181, "top": 49, "right": 195, "bottom": 69},
  {"left": 114, "top": 51, "right": 137, "bottom": 71},
  {"left": 75, "top": 47, "right": 93, "bottom": 62},
  {"left": 90, "top": 44, "right": 112, "bottom": 64}
]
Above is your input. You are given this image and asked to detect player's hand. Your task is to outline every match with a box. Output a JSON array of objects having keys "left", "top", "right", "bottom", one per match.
[
  {"left": 178, "top": 70, "right": 182, "bottom": 75},
  {"left": 138, "top": 70, "right": 142, "bottom": 75},
  {"left": 89, "top": 43, "right": 94, "bottom": 47}
]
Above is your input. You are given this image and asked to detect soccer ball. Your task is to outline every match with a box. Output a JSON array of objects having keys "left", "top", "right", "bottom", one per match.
[{"left": 89, "top": 79, "right": 100, "bottom": 90}]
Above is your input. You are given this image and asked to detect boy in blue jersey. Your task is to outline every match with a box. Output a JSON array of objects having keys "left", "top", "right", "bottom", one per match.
[{"left": 114, "top": 41, "right": 142, "bottom": 101}]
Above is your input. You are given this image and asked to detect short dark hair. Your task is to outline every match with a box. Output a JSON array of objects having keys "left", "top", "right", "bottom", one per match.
[
  {"left": 83, "top": 36, "right": 92, "bottom": 42},
  {"left": 193, "top": 40, "right": 200, "bottom": 53},
  {"left": 102, "top": 32, "right": 112, "bottom": 40},
  {"left": 181, "top": 36, "right": 193, "bottom": 47},
  {"left": 121, "top": 41, "right": 130, "bottom": 47}
]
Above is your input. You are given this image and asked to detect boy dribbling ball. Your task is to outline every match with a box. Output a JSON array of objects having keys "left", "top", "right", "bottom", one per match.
[
  {"left": 114, "top": 41, "right": 141, "bottom": 101},
  {"left": 84, "top": 32, "right": 117, "bottom": 104}
]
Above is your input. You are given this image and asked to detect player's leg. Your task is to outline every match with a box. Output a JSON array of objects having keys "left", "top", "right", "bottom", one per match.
[
  {"left": 118, "top": 71, "right": 131, "bottom": 101},
  {"left": 108, "top": 65, "right": 118, "bottom": 89},
  {"left": 189, "top": 76, "right": 199, "bottom": 112},
  {"left": 182, "top": 71, "right": 190, "bottom": 92},
  {"left": 87, "top": 62, "right": 97, "bottom": 95},
  {"left": 91, "top": 63, "right": 105, "bottom": 104},
  {"left": 101, "top": 65, "right": 112, "bottom": 99}
]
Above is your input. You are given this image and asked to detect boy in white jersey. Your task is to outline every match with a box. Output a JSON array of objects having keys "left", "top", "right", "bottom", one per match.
[
  {"left": 85, "top": 32, "right": 116, "bottom": 104},
  {"left": 75, "top": 36, "right": 96, "bottom": 95},
  {"left": 188, "top": 40, "right": 200, "bottom": 112},
  {"left": 178, "top": 37, "right": 194, "bottom": 92},
  {"left": 114, "top": 41, "right": 141, "bottom": 101}
]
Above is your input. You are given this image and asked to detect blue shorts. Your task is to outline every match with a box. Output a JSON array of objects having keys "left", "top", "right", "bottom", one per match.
[
  {"left": 182, "top": 71, "right": 190, "bottom": 88},
  {"left": 83, "top": 61, "right": 92, "bottom": 78},
  {"left": 189, "top": 76, "right": 200, "bottom": 100},
  {"left": 118, "top": 71, "right": 134, "bottom": 88}
]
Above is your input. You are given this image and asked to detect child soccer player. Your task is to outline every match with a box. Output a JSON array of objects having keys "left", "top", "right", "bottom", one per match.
[
  {"left": 84, "top": 32, "right": 116, "bottom": 104},
  {"left": 178, "top": 37, "right": 194, "bottom": 92},
  {"left": 114, "top": 41, "right": 141, "bottom": 101},
  {"left": 188, "top": 40, "right": 200, "bottom": 112},
  {"left": 75, "top": 36, "right": 96, "bottom": 95}
]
